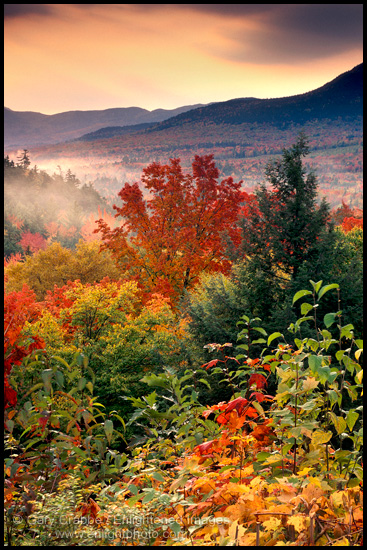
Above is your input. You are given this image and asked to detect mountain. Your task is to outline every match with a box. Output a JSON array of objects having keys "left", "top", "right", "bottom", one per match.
[
  {"left": 3, "top": 103, "right": 207, "bottom": 149},
  {"left": 145, "top": 63, "right": 362, "bottom": 129},
  {"left": 72, "top": 64, "right": 362, "bottom": 143},
  {"left": 7, "top": 64, "right": 363, "bottom": 210}
]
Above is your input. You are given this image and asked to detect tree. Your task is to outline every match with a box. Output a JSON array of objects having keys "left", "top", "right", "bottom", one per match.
[
  {"left": 4, "top": 241, "right": 122, "bottom": 300},
  {"left": 96, "top": 155, "right": 243, "bottom": 302},
  {"left": 242, "top": 133, "right": 330, "bottom": 280},
  {"left": 18, "top": 232, "right": 47, "bottom": 255},
  {"left": 4, "top": 285, "right": 44, "bottom": 409},
  {"left": 16, "top": 149, "right": 31, "bottom": 170}
]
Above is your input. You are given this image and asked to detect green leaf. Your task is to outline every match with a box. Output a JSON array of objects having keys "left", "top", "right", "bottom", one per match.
[
  {"left": 237, "top": 315, "right": 249, "bottom": 324},
  {"left": 152, "top": 471, "right": 165, "bottom": 482},
  {"left": 41, "top": 369, "right": 53, "bottom": 392},
  {"left": 104, "top": 419, "right": 114, "bottom": 443},
  {"left": 345, "top": 410, "right": 359, "bottom": 431},
  {"left": 22, "top": 382, "right": 44, "bottom": 399},
  {"left": 256, "top": 451, "right": 271, "bottom": 462},
  {"left": 340, "top": 324, "right": 354, "bottom": 340},
  {"left": 237, "top": 343, "right": 249, "bottom": 351},
  {"left": 78, "top": 377, "right": 87, "bottom": 391},
  {"left": 267, "top": 332, "right": 283, "bottom": 347},
  {"left": 142, "top": 489, "right": 156, "bottom": 504},
  {"left": 111, "top": 414, "right": 126, "bottom": 429},
  {"left": 127, "top": 494, "right": 142, "bottom": 507},
  {"left": 324, "top": 313, "right": 337, "bottom": 328},
  {"left": 308, "top": 355, "right": 322, "bottom": 373},
  {"left": 301, "top": 302, "right": 313, "bottom": 315},
  {"left": 170, "top": 521, "right": 182, "bottom": 537},
  {"left": 289, "top": 426, "right": 302, "bottom": 438},
  {"left": 55, "top": 370, "right": 64, "bottom": 388},
  {"left": 72, "top": 446, "right": 88, "bottom": 459},
  {"left": 329, "top": 414, "right": 347, "bottom": 435},
  {"left": 281, "top": 443, "right": 294, "bottom": 456},
  {"left": 51, "top": 355, "right": 71, "bottom": 370},
  {"left": 309, "top": 280, "right": 323, "bottom": 293},
  {"left": 252, "top": 401, "right": 265, "bottom": 417},
  {"left": 318, "top": 283, "right": 339, "bottom": 300},
  {"left": 292, "top": 289, "right": 312, "bottom": 305},
  {"left": 127, "top": 484, "right": 138, "bottom": 495},
  {"left": 24, "top": 437, "right": 43, "bottom": 451},
  {"left": 252, "top": 327, "right": 268, "bottom": 336}
]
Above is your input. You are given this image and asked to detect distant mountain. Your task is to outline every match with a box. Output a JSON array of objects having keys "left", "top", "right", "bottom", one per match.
[
  {"left": 76, "top": 122, "right": 157, "bottom": 142},
  {"left": 3, "top": 103, "right": 207, "bottom": 149},
  {"left": 144, "top": 63, "right": 362, "bottom": 130},
  {"left": 9, "top": 64, "right": 362, "bottom": 210},
  {"left": 72, "top": 64, "right": 362, "bottom": 143}
]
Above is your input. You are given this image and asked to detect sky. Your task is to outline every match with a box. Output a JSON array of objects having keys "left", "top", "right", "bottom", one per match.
[{"left": 4, "top": 4, "right": 363, "bottom": 115}]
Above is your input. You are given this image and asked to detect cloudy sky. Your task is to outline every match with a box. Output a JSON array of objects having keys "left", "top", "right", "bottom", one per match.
[{"left": 4, "top": 4, "right": 363, "bottom": 114}]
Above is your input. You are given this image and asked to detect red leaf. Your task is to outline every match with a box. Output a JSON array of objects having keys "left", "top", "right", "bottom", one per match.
[
  {"left": 248, "top": 373, "right": 267, "bottom": 389},
  {"left": 249, "top": 391, "right": 273, "bottom": 403},
  {"left": 194, "top": 439, "right": 218, "bottom": 455},
  {"left": 202, "top": 359, "right": 223, "bottom": 370},
  {"left": 224, "top": 396, "right": 248, "bottom": 415}
]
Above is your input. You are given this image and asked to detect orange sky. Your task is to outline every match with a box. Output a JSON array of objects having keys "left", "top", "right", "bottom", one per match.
[{"left": 4, "top": 4, "right": 363, "bottom": 114}]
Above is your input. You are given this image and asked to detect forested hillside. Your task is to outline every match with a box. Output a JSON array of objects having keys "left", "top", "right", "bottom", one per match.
[
  {"left": 4, "top": 134, "right": 363, "bottom": 545},
  {"left": 8, "top": 64, "right": 362, "bottom": 210},
  {"left": 4, "top": 151, "right": 115, "bottom": 257}
]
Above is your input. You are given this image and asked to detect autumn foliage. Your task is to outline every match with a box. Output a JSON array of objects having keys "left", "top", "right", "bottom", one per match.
[
  {"left": 96, "top": 155, "right": 243, "bottom": 302},
  {"left": 3, "top": 145, "right": 363, "bottom": 546},
  {"left": 4, "top": 285, "right": 44, "bottom": 409}
]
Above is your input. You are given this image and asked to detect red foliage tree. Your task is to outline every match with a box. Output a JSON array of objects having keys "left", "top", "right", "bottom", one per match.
[
  {"left": 95, "top": 155, "right": 243, "bottom": 301},
  {"left": 18, "top": 232, "right": 47, "bottom": 255},
  {"left": 341, "top": 216, "right": 363, "bottom": 232},
  {"left": 4, "top": 286, "right": 44, "bottom": 409}
]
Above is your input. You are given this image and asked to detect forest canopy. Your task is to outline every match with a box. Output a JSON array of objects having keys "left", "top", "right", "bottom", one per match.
[{"left": 4, "top": 135, "right": 363, "bottom": 546}]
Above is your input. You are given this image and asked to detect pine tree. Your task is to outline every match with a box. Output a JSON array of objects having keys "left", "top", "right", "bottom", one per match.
[
  {"left": 243, "top": 133, "right": 330, "bottom": 280},
  {"left": 16, "top": 149, "right": 31, "bottom": 170}
]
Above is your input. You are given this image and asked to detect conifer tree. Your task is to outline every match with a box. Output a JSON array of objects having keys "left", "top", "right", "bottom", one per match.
[{"left": 242, "top": 133, "right": 330, "bottom": 280}]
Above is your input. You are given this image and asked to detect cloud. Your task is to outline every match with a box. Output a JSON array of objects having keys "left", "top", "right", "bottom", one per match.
[
  {"left": 3, "top": 3, "right": 99, "bottom": 20},
  {"left": 186, "top": 4, "right": 363, "bottom": 65},
  {"left": 4, "top": 4, "right": 55, "bottom": 19}
]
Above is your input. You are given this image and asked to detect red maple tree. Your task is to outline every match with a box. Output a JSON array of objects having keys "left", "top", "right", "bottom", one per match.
[
  {"left": 95, "top": 155, "right": 243, "bottom": 301},
  {"left": 18, "top": 232, "right": 47, "bottom": 254},
  {"left": 4, "top": 286, "right": 44, "bottom": 409}
]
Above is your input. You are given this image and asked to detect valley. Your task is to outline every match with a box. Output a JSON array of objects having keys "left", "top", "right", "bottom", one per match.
[{"left": 4, "top": 64, "right": 363, "bottom": 209}]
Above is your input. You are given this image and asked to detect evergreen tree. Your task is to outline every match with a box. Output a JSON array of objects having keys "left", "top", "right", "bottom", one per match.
[
  {"left": 16, "top": 149, "right": 31, "bottom": 170},
  {"left": 242, "top": 133, "right": 330, "bottom": 280}
]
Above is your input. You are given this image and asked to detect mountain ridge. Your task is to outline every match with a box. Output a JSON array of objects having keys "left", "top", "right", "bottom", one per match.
[
  {"left": 72, "top": 64, "right": 362, "bottom": 143},
  {"left": 4, "top": 103, "right": 208, "bottom": 149},
  {"left": 145, "top": 63, "right": 362, "bottom": 130}
]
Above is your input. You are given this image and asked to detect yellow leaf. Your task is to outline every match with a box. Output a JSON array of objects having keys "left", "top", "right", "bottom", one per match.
[
  {"left": 330, "top": 491, "right": 345, "bottom": 509},
  {"left": 332, "top": 538, "right": 350, "bottom": 546},
  {"left": 297, "top": 466, "right": 314, "bottom": 476},
  {"left": 262, "top": 453, "right": 283, "bottom": 465},
  {"left": 238, "top": 533, "right": 257, "bottom": 545},
  {"left": 287, "top": 514, "right": 309, "bottom": 533},
  {"left": 301, "top": 483, "right": 324, "bottom": 503},
  {"left": 355, "top": 369, "right": 363, "bottom": 383},
  {"left": 262, "top": 516, "right": 282, "bottom": 532},
  {"left": 238, "top": 464, "right": 254, "bottom": 477},
  {"left": 302, "top": 377, "right": 319, "bottom": 392},
  {"left": 228, "top": 519, "right": 247, "bottom": 541},
  {"left": 311, "top": 430, "right": 332, "bottom": 446}
]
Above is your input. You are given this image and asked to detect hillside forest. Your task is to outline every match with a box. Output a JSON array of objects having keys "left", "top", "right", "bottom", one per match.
[{"left": 4, "top": 134, "right": 363, "bottom": 546}]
